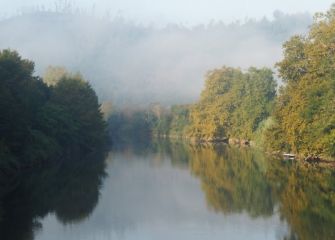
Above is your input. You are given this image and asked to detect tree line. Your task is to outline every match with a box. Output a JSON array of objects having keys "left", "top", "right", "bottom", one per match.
[{"left": 108, "top": 5, "right": 335, "bottom": 160}]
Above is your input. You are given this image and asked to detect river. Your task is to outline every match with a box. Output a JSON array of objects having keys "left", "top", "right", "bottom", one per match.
[{"left": 0, "top": 140, "right": 334, "bottom": 240}]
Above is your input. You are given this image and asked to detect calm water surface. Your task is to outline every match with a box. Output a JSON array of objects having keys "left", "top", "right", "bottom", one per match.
[{"left": 1, "top": 141, "right": 334, "bottom": 240}]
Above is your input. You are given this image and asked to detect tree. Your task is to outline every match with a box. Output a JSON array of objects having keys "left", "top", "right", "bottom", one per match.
[
  {"left": 187, "top": 66, "right": 276, "bottom": 141},
  {"left": 0, "top": 49, "right": 49, "bottom": 164},
  {"left": 266, "top": 6, "right": 335, "bottom": 158},
  {"left": 43, "top": 66, "right": 68, "bottom": 86},
  {"left": 50, "top": 76, "right": 106, "bottom": 153},
  {"left": 0, "top": 49, "right": 106, "bottom": 168}
]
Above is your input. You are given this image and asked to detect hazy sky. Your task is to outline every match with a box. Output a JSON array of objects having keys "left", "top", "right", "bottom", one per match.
[{"left": 1, "top": 0, "right": 334, "bottom": 24}]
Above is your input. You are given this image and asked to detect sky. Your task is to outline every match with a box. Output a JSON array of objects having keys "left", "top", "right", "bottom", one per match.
[{"left": 0, "top": 0, "right": 334, "bottom": 25}]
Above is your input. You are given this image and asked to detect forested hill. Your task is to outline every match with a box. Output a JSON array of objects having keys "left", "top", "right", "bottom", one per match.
[{"left": 0, "top": 11, "right": 311, "bottom": 105}]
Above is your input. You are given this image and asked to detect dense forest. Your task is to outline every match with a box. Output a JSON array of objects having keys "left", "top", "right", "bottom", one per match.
[
  {"left": 108, "top": 6, "right": 335, "bottom": 161},
  {"left": 0, "top": 50, "right": 106, "bottom": 180}
]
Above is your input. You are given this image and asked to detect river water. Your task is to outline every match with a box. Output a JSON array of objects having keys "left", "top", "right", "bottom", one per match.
[{"left": 0, "top": 141, "right": 334, "bottom": 240}]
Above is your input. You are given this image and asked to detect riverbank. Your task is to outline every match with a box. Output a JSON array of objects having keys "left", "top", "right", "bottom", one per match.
[
  {"left": 154, "top": 134, "right": 335, "bottom": 167},
  {"left": 272, "top": 152, "right": 335, "bottom": 168}
]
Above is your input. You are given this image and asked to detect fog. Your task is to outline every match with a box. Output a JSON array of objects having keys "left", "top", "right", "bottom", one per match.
[
  {"left": 1, "top": 0, "right": 332, "bottom": 25},
  {"left": 0, "top": 9, "right": 312, "bottom": 105}
]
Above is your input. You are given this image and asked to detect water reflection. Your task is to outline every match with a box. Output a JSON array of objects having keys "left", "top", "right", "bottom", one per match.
[
  {"left": 188, "top": 145, "right": 274, "bottom": 217},
  {"left": 267, "top": 161, "right": 335, "bottom": 240},
  {"left": 151, "top": 141, "right": 335, "bottom": 240},
  {"left": 0, "top": 141, "right": 334, "bottom": 240},
  {"left": 0, "top": 151, "right": 107, "bottom": 240}
]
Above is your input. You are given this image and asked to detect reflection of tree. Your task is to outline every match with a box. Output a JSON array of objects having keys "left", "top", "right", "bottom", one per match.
[
  {"left": 152, "top": 141, "right": 335, "bottom": 239},
  {"left": 131, "top": 140, "right": 275, "bottom": 217},
  {"left": 0, "top": 151, "right": 107, "bottom": 240},
  {"left": 112, "top": 139, "right": 191, "bottom": 169},
  {"left": 152, "top": 140, "right": 190, "bottom": 169},
  {"left": 53, "top": 159, "right": 106, "bottom": 224},
  {"left": 187, "top": 145, "right": 274, "bottom": 217},
  {"left": 267, "top": 161, "right": 335, "bottom": 240}
]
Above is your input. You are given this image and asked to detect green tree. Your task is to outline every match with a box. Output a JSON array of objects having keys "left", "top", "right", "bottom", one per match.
[
  {"left": 50, "top": 76, "right": 106, "bottom": 153},
  {"left": 0, "top": 49, "right": 49, "bottom": 165},
  {"left": 266, "top": 5, "right": 335, "bottom": 159},
  {"left": 0, "top": 49, "right": 106, "bottom": 168},
  {"left": 187, "top": 67, "right": 276, "bottom": 141}
]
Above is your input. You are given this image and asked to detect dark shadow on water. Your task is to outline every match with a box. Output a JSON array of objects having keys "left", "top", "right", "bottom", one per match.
[{"left": 0, "top": 150, "right": 107, "bottom": 240}]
